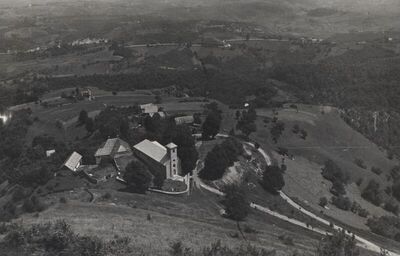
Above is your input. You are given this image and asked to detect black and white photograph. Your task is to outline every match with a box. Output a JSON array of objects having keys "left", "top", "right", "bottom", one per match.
[{"left": 0, "top": 0, "right": 400, "bottom": 255}]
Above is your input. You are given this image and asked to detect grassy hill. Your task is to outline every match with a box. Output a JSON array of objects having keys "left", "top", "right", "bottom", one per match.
[
  {"left": 253, "top": 104, "right": 400, "bottom": 231},
  {"left": 15, "top": 189, "right": 320, "bottom": 256}
]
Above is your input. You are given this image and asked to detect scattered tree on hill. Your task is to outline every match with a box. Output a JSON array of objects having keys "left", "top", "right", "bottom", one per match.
[
  {"left": 292, "top": 124, "right": 300, "bottom": 134},
  {"left": 331, "top": 196, "right": 352, "bottom": 211},
  {"left": 322, "top": 160, "right": 349, "bottom": 185},
  {"left": 237, "top": 106, "right": 257, "bottom": 137},
  {"left": 222, "top": 184, "right": 249, "bottom": 221},
  {"left": 392, "top": 182, "right": 400, "bottom": 202},
  {"left": 155, "top": 95, "right": 162, "bottom": 104},
  {"left": 300, "top": 129, "right": 308, "bottom": 140},
  {"left": 317, "top": 229, "right": 359, "bottom": 256},
  {"left": 362, "top": 180, "right": 382, "bottom": 206},
  {"left": 354, "top": 158, "right": 367, "bottom": 169},
  {"left": 367, "top": 216, "right": 400, "bottom": 242},
  {"left": 124, "top": 161, "right": 152, "bottom": 193},
  {"left": 261, "top": 165, "right": 285, "bottom": 194},
  {"left": 270, "top": 121, "right": 285, "bottom": 143},
  {"left": 78, "top": 110, "right": 88, "bottom": 124},
  {"left": 319, "top": 197, "right": 328, "bottom": 208},
  {"left": 85, "top": 117, "right": 95, "bottom": 133},
  {"left": 202, "top": 112, "right": 222, "bottom": 139}
]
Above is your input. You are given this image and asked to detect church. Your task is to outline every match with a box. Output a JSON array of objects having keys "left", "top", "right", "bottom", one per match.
[{"left": 133, "top": 139, "right": 180, "bottom": 180}]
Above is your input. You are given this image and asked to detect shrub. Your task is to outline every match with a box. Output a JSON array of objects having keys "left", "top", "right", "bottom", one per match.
[
  {"left": 354, "top": 158, "right": 367, "bottom": 169},
  {"left": 278, "top": 234, "right": 294, "bottom": 246},
  {"left": 358, "top": 208, "right": 369, "bottom": 218},
  {"left": 243, "top": 225, "right": 257, "bottom": 234},
  {"left": 292, "top": 124, "right": 300, "bottom": 134},
  {"left": 371, "top": 167, "right": 383, "bottom": 175},
  {"left": 330, "top": 180, "right": 346, "bottom": 196},
  {"left": 322, "top": 160, "right": 349, "bottom": 185},
  {"left": 300, "top": 129, "right": 308, "bottom": 140},
  {"left": 384, "top": 201, "right": 399, "bottom": 215},
  {"left": 22, "top": 196, "right": 46, "bottom": 213},
  {"left": 59, "top": 197, "right": 67, "bottom": 204},
  {"left": 362, "top": 180, "right": 382, "bottom": 206},
  {"left": 319, "top": 197, "right": 328, "bottom": 208},
  {"left": 331, "top": 196, "right": 352, "bottom": 211}
]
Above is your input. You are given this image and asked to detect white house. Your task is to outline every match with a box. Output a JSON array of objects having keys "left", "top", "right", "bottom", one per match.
[
  {"left": 140, "top": 103, "right": 159, "bottom": 114},
  {"left": 133, "top": 139, "right": 180, "bottom": 179},
  {"left": 63, "top": 152, "right": 83, "bottom": 172},
  {"left": 174, "top": 115, "right": 194, "bottom": 125}
]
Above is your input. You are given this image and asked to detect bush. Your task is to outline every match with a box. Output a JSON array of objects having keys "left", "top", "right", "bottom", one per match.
[
  {"left": 278, "top": 234, "right": 294, "bottom": 246},
  {"left": 330, "top": 180, "right": 346, "bottom": 196},
  {"left": 362, "top": 180, "right": 382, "bottom": 206},
  {"left": 319, "top": 197, "right": 328, "bottom": 208},
  {"left": 354, "top": 158, "right": 367, "bottom": 169},
  {"left": 384, "top": 201, "right": 399, "bottom": 215},
  {"left": 22, "top": 196, "right": 46, "bottom": 213},
  {"left": 358, "top": 208, "right": 369, "bottom": 218},
  {"left": 243, "top": 225, "right": 257, "bottom": 234},
  {"left": 371, "top": 167, "right": 383, "bottom": 175},
  {"left": 367, "top": 216, "right": 400, "bottom": 241},
  {"left": 331, "top": 196, "right": 352, "bottom": 211},
  {"left": 59, "top": 197, "right": 67, "bottom": 204},
  {"left": 322, "top": 160, "right": 349, "bottom": 185}
]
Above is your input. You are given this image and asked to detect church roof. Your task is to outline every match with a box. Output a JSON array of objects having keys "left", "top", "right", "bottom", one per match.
[{"left": 133, "top": 139, "right": 169, "bottom": 163}]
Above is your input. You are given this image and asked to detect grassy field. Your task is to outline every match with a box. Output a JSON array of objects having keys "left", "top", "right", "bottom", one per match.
[
  {"left": 252, "top": 104, "right": 399, "bottom": 231},
  {"left": 17, "top": 188, "right": 321, "bottom": 256}
]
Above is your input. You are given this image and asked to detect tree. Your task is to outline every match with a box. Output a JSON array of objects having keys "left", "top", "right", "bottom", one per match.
[
  {"left": 155, "top": 95, "right": 162, "bottom": 104},
  {"left": 300, "top": 129, "right": 308, "bottom": 140},
  {"left": 171, "top": 125, "right": 198, "bottom": 175},
  {"left": 317, "top": 230, "right": 359, "bottom": 256},
  {"left": 235, "top": 110, "right": 241, "bottom": 120},
  {"left": 292, "top": 124, "right": 300, "bottom": 134},
  {"left": 222, "top": 184, "right": 249, "bottom": 221},
  {"left": 362, "top": 180, "right": 382, "bottom": 206},
  {"left": 199, "top": 144, "right": 230, "bottom": 180},
  {"left": 199, "top": 139, "right": 243, "bottom": 181},
  {"left": 319, "top": 197, "right": 328, "bottom": 208},
  {"left": 202, "top": 112, "right": 221, "bottom": 139},
  {"left": 78, "top": 110, "right": 88, "bottom": 124},
  {"left": 261, "top": 165, "right": 285, "bottom": 194},
  {"left": 85, "top": 117, "right": 94, "bottom": 133},
  {"left": 124, "top": 161, "right": 152, "bottom": 193},
  {"left": 193, "top": 113, "right": 202, "bottom": 125}
]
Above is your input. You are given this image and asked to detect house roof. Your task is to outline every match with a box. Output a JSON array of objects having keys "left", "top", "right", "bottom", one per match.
[
  {"left": 174, "top": 115, "right": 194, "bottom": 125},
  {"left": 95, "top": 138, "right": 131, "bottom": 157},
  {"left": 140, "top": 103, "right": 159, "bottom": 114},
  {"left": 133, "top": 139, "right": 169, "bottom": 163},
  {"left": 149, "top": 111, "right": 166, "bottom": 118},
  {"left": 64, "top": 152, "right": 82, "bottom": 172}
]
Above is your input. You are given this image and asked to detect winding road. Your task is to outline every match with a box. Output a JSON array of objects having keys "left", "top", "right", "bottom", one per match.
[{"left": 193, "top": 134, "right": 400, "bottom": 256}]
